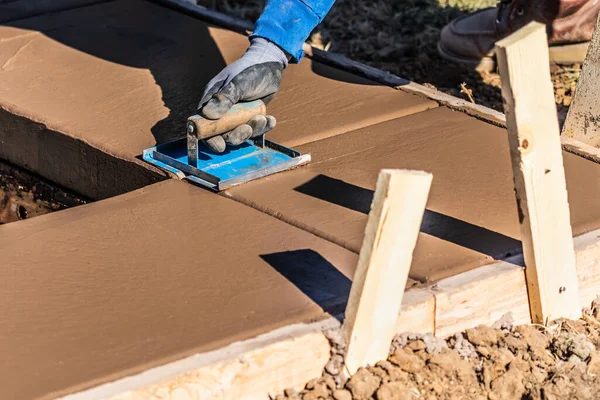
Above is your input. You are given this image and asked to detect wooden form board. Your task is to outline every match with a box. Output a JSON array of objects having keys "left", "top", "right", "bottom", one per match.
[
  {"left": 496, "top": 22, "right": 582, "bottom": 323},
  {"left": 343, "top": 170, "right": 432, "bottom": 375},
  {"left": 56, "top": 227, "right": 600, "bottom": 400},
  {"left": 563, "top": 14, "right": 600, "bottom": 146}
]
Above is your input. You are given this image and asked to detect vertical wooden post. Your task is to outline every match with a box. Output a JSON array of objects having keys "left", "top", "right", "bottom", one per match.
[
  {"left": 343, "top": 169, "right": 432, "bottom": 375},
  {"left": 562, "top": 14, "right": 600, "bottom": 145},
  {"left": 496, "top": 22, "right": 582, "bottom": 324}
]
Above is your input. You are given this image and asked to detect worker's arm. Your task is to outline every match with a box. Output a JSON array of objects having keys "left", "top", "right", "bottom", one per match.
[
  {"left": 198, "top": 0, "right": 336, "bottom": 153},
  {"left": 252, "top": 0, "right": 336, "bottom": 62}
]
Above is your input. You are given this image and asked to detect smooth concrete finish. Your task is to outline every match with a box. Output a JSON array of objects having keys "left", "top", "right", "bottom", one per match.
[
  {"left": 0, "top": 179, "right": 358, "bottom": 400},
  {"left": 270, "top": 62, "right": 437, "bottom": 147},
  {"left": 226, "top": 107, "right": 600, "bottom": 282},
  {"left": 0, "top": 0, "right": 435, "bottom": 199}
]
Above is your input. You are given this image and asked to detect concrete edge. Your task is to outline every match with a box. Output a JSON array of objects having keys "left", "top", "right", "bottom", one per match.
[
  {"left": 59, "top": 319, "right": 338, "bottom": 400},
  {"left": 56, "top": 228, "right": 600, "bottom": 400},
  {"left": 0, "top": 106, "right": 171, "bottom": 200}
]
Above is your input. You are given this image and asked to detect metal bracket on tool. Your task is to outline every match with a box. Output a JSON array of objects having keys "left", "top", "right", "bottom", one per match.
[
  {"left": 143, "top": 100, "right": 311, "bottom": 191},
  {"left": 144, "top": 135, "right": 310, "bottom": 191},
  {"left": 187, "top": 121, "right": 199, "bottom": 168}
]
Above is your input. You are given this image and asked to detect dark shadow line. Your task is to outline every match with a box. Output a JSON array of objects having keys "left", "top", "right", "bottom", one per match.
[
  {"left": 293, "top": 174, "right": 523, "bottom": 260},
  {"left": 260, "top": 249, "right": 352, "bottom": 322}
]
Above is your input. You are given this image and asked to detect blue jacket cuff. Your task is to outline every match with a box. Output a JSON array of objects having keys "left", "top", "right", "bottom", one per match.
[{"left": 250, "top": 0, "right": 335, "bottom": 63}]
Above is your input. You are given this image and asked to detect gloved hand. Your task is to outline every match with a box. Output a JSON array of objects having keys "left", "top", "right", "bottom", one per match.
[{"left": 198, "top": 37, "right": 290, "bottom": 153}]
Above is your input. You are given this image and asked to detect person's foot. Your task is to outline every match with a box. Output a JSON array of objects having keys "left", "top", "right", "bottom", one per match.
[{"left": 438, "top": 0, "right": 600, "bottom": 71}]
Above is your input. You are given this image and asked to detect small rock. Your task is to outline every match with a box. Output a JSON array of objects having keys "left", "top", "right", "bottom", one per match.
[
  {"left": 346, "top": 368, "right": 381, "bottom": 400},
  {"left": 492, "top": 312, "right": 515, "bottom": 331},
  {"left": 465, "top": 325, "right": 501, "bottom": 347},
  {"left": 530, "top": 366, "right": 548, "bottom": 384},
  {"left": 476, "top": 346, "right": 491, "bottom": 358},
  {"left": 376, "top": 381, "right": 413, "bottom": 400},
  {"left": 515, "top": 326, "right": 549, "bottom": 350},
  {"left": 302, "top": 382, "right": 329, "bottom": 400},
  {"left": 515, "top": 326, "right": 553, "bottom": 364},
  {"left": 370, "top": 365, "right": 389, "bottom": 380},
  {"left": 429, "top": 349, "right": 476, "bottom": 383},
  {"left": 305, "top": 378, "right": 319, "bottom": 390},
  {"left": 325, "top": 354, "right": 344, "bottom": 376},
  {"left": 568, "top": 354, "right": 584, "bottom": 364},
  {"left": 376, "top": 360, "right": 394, "bottom": 370},
  {"left": 325, "top": 328, "right": 347, "bottom": 350},
  {"left": 427, "top": 381, "right": 444, "bottom": 395},
  {"left": 421, "top": 333, "right": 448, "bottom": 355},
  {"left": 587, "top": 351, "right": 600, "bottom": 375},
  {"left": 334, "top": 373, "right": 349, "bottom": 389},
  {"left": 387, "top": 365, "right": 409, "bottom": 383},
  {"left": 323, "top": 375, "right": 337, "bottom": 391},
  {"left": 332, "top": 389, "right": 352, "bottom": 400},
  {"left": 552, "top": 332, "right": 595, "bottom": 361},
  {"left": 408, "top": 340, "right": 427, "bottom": 351},
  {"left": 390, "top": 333, "right": 410, "bottom": 351},
  {"left": 489, "top": 368, "right": 525, "bottom": 400},
  {"left": 494, "top": 347, "right": 516, "bottom": 370},
  {"left": 503, "top": 335, "right": 527, "bottom": 353},
  {"left": 453, "top": 333, "right": 477, "bottom": 358},
  {"left": 389, "top": 348, "right": 425, "bottom": 373},
  {"left": 284, "top": 388, "right": 299, "bottom": 397},
  {"left": 413, "top": 372, "right": 424, "bottom": 384},
  {"left": 390, "top": 333, "right": 422, "bottom": 353}
]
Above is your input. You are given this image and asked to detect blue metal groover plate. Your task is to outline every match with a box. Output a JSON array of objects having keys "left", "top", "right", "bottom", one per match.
[{"left": 143, "top": 138, "right": 311, "bottom": 191}]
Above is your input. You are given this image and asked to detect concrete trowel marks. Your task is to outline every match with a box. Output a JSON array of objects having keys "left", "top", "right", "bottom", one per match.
[
  {"left": 226, "top": 107, "right": 600, "bottom": 282},
  {"left": 0, "top": 0, "right": 435, "bottom": 199},
  {"left": 0, "top": 179, "right": 358, "bottom": 400}
]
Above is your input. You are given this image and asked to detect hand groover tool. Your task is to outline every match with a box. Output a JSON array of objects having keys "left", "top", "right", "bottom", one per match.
[{"left": 143, "top": 100, "right": 311, "bottom": 191}]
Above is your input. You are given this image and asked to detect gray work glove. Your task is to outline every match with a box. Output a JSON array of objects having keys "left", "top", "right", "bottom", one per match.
[{"left": 198, "top": 38, "right": 290, "bottom": 153}]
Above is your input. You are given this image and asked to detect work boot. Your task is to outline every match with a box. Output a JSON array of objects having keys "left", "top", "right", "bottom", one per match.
[{"left": 438, "top": 0, "right": 600, "bottom": 71}]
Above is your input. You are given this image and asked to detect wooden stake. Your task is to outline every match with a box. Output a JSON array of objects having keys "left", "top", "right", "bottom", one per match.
[
  {"left": 562, "top": 14, "right": 600, "bottom": 145},
  {"left": 343, "top": 169, "right": 432, "bottom": 375},
  {"left": 496, "top": 22, "right": 582, "bottom": 324}
]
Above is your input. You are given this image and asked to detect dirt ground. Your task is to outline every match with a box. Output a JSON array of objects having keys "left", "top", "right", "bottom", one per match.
[
  {"left": 275, "top": 302, "right": 600, "bottom": 400},
  {"left": 198, "top": 0, "right": 580, "bottom": 123},
  {"left": 0, "top": 161, "right": 87, "bottom": 224}
]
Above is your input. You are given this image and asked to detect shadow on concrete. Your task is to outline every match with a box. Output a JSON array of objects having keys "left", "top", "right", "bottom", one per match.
[
  {"left": 260, "top": 249, "right": 351, "bottom": 321},
  {"left": 2, "top": 0, "right": 408, "bottom": 153},
  {"left": 4, "top": 0, "right": 227, "bottom": 146},
  {"left": 310, "top": 60, "right": 383, "bottom": 86},
  {"left": 294, "top": 174, "right": 523, "bottom": 261}
]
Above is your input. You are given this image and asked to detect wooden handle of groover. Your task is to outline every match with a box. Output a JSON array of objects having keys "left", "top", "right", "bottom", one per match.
[{"left": 187, "top": 100, "right": 267, "bottom": 140}]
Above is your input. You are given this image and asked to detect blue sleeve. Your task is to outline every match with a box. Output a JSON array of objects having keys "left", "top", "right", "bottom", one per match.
[{"left": 250, "top": 0, "right": 336, "bottom": 63}]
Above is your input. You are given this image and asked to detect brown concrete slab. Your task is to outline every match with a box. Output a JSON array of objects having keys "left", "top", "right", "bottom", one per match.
[
  {"left": 269, "top": 62, "right": 437, "bottom": 147},
  {"left": 0, "top": 179, "right": 358, "bottom": 400},
  {"left": 226, "top": 107, "right": 600, "bottom": 282},
  {"left": 0, "top": 0, "right": 435, "bottom": 199}
]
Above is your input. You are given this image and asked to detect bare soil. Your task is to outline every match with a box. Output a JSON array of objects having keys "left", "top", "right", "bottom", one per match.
[
  {"left": 0, "top": 160, "right": 87, "bottom": 224},
  {"left": 276, "top": 302, "right": 600, "bottom": 400},
  {"left": 198, "top": 0, "right": 579, "bottom": 123}
]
